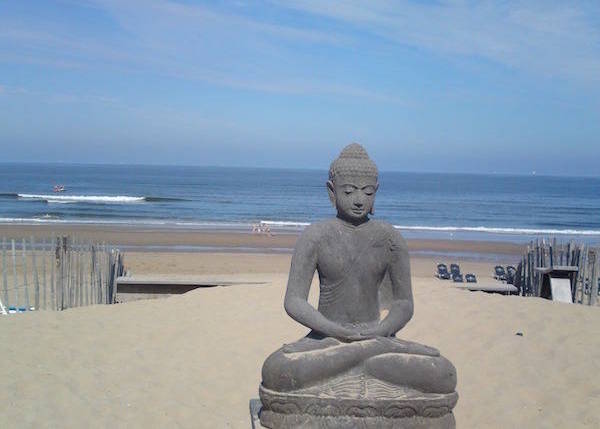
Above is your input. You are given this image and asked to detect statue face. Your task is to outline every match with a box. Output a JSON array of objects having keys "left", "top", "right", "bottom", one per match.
[{"left": 328, "top": 175, "right": 378, "bottom": 223}]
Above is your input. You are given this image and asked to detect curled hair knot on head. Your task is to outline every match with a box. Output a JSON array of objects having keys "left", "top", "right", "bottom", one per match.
[{"left": 328, "top": 143, "right": 378, "bottom": 182}]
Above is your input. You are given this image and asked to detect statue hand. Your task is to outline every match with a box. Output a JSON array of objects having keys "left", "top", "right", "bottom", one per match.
[
  {"left": 343, "top": 332, "right": 377, "bottom": 342},
  {"left": 359, "top": 324, "right": 390, "bottom": 338},
  {"left": 334, "top": 326, "right": 378, "bottom": 342}
]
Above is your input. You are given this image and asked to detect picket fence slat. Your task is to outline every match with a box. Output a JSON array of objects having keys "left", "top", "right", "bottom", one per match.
[{"left": 0, "top": 236, "right": 123, "bottom": 313}]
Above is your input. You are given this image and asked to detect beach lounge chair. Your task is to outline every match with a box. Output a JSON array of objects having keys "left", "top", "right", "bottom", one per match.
[
  {"left": 465, "top": 273, "right": 477, "bottom": 283},
  {"left": 436, "top": 263, "right": 451, "bottom": 280},
  {"left": 452, "top": 273, "right": 464, "bottom": 283},
  {"left": 494, "top": 265, "right": 506, "bottom": 281},
  {"left": 506, "top": 266, "right": 516, "bottom": 284},
  {"left": 450, "top": 263, "right": 461, "bottom": 276}
]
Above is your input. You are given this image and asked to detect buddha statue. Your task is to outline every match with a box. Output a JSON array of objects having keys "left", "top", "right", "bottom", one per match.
[{"left": 258, "top": 144, "right": 458, "bottom": 428}]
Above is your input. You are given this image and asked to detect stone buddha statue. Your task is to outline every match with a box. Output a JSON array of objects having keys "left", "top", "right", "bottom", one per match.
[{"left": 258, "top": 144, "right": 458, "bottom": 428}]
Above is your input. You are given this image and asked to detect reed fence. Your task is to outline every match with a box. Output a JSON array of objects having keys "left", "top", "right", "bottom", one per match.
[
  {"left": 0, "top": 236, "right": 124, "bottom": 315},
  {"left": 517, "top": 238, "right": 599, "bottom": 305}
]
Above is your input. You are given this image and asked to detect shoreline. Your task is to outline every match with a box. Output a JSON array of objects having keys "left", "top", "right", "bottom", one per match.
[
  {"left": 1, "top": 219, "right": 599, "bottom": 243},
  {"left": 0, "top": 223, "right": 525, "bottom": 261}
]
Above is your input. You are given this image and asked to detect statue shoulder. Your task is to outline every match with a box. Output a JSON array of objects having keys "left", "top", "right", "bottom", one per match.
[
  {"left": 296, "top": 221, "right": 332, "bottom": 246},
  {"left": 371, "top": 220, "right": 408, "bottom": 252}
]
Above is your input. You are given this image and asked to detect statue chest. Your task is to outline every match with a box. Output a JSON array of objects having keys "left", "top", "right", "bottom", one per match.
[{"left": 316, "top": 230, "right": 390, "bottom": 285}]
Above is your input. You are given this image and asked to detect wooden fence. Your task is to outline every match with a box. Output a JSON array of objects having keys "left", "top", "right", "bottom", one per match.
[
  {"left": 517, "top": 238, "right": 599, "bottom": 305},
  {"left": 0, "top": 236, "right": 124, "bottom": 314}
]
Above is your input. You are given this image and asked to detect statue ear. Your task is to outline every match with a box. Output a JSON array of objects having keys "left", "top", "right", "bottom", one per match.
[
  {"left": 369, "top": 183, "right": 379, "bottom": 215},
  {"left": 326, "top": 180, "right": 336, "bottom": 208}
]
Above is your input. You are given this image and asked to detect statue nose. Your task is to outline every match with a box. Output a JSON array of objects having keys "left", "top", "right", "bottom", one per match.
[{"left": 354, "top": 201, "right": 363, "bottom": 207}]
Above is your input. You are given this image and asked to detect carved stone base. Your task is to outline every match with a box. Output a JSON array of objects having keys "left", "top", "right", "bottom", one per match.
[
  {"left": 259, "top": 384, "right": 458, "bottom": 429},
  {"left": 260, "top": 411, "right": 455, "bottom": 429}
]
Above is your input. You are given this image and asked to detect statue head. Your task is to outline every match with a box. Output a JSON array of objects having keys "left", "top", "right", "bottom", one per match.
[{"left": 327, "top": 143, "right": 379, "bottom": 224}]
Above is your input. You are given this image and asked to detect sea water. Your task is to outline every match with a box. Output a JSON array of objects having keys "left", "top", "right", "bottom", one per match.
[{"left": 0, "top": 163, "right": 599, "bottom": 244}]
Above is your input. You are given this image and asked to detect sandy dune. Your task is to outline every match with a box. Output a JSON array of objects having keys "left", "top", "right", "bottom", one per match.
[{"left": 1, "top": 252, "right": 598, "bottom": 428}]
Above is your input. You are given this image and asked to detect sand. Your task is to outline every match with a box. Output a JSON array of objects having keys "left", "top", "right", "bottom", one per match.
[
  {"left": 0, "top": 224, "right": 525, "bottom": 257},
  {"left": 0, "top": 229, "right": 599, "bottom": 428}
]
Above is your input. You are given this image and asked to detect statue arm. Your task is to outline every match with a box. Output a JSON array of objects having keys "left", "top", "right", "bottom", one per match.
[
  {"left": 284, "top": 229, "right": 357, "bottom": 340},
  {"left": 364, "top": 230, "right": 414, "bottom": 337}
]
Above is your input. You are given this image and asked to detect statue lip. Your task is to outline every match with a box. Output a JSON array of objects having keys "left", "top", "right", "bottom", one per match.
[{"left": 350, "top": 209, "right": 368, "bottom": 218}]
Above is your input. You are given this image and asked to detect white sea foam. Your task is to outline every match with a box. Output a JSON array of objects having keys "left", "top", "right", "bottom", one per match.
[
  {"left": 262, "top": 220, "right": 600, "bottom": 236},
  {"left": 392, "top": 225, "right": 600, "bottom": 236},
  {"left": 46, "top": 199, "right": 76, "bottom": 204},
  {"left": 0, "top": 217, "right": 255, "bottom": 229},
  {"left": 260, "top": 220, "right": 311, "bottom": 228},
  {"left": 18, "top": 194, "right": 145, "bottom": 203},
  {"left": 0, "top": 217, "right": 141, "bottom": 225},
  {"left": 0, "top": 216, "right": 598, "bottom": 237}
]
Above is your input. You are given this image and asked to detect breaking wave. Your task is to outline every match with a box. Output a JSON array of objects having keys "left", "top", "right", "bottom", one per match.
[
  {"left": 392, "top": 225, "right": 600, "bottom": 236},
  {"left": 0, "top": 215, "right": 598, "bottom": 237},
  {"left": 260, "top": 221, "right": 600, "bottom": 236},
  {"left": 12, "top": 194, "right": 189, "bottom": 204},
  {"left": 259, "top": 220, "right": 310, "bottom": 228}
]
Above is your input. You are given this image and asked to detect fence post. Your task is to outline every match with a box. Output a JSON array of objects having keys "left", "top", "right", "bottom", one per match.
[
  {"left": 578, "top": 246, "right": 587, "bottom": 304},
  {"left": 11, "top": 239, "right": 18, "bottom": 309},
  {"left": 58, "top": 237, "right": 64, "bottom": 311},
  {"left": 67, "top": 239, "right": 73, "bottom": 309},
  {"left": 590, "top": 251, "right": 598, "bottom": 306},
  {"left": 50, "top": 239, "right": 55, "bottom": 311},
  {"left": 78, "top": 244, "right": 83, "bottom": 307},
  {"left": 21, "top": 239, "right": 30, "bottom": 311},
  {"left": 42, "top": 239, "right": 47, "bottom": 310},
  {"left": 90, "top": 244, "right": 96, "bottom": 305},
  {"left": 84, "top": 242, "right": 90, "bottom": 306},
  {"left": 69, "top": 237, "right": 76, "bottom": 308},
  {"left": 2, "top": 238, "right": 8, "bottom": 309},
  {"left": 31, "top": 237, "right": 40, "bottom": 311}
]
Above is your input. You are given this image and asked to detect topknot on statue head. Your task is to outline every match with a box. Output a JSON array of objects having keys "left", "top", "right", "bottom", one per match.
[{"left": 328, "top": 143, "right": 378, "bottom": 183}]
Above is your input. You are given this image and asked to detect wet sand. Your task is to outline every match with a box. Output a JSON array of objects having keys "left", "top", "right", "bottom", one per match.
[{"left": 0, "top": 223, "right": 525, "bottom": 258}]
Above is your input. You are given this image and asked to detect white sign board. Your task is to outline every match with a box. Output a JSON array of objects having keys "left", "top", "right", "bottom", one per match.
[{"left": 550, "top": 278, "right": 573, "bottom": 303}]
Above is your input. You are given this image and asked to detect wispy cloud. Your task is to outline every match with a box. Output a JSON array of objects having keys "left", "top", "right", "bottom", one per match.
[
  {"left": 0, "top": 0, "right": 394, "bottom": 101},
  {"left": 92, "top": 0, "right": 394, "bottom": 99},
  {"left": 0, "top": 84, "right": 118, "bottom": 105},
  {"left": 2, "top": 0, "right": 598, "bottom": 103},
  {"left": 274, "top": 0, "right": 600, "bottom": 85}
]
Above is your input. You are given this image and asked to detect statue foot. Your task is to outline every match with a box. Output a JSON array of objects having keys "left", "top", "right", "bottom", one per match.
[{"left": 374, "top": 337, "right": 440, "bottom": 357}]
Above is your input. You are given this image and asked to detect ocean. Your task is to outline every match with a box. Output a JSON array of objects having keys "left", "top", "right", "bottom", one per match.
[{"left": 1, "top": 163, "right": 599, "bottom": 244}]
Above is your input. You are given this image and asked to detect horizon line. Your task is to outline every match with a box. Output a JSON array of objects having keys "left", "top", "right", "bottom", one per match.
[{"left": 0, "top": 160, "right": 598, "bottom": 179}]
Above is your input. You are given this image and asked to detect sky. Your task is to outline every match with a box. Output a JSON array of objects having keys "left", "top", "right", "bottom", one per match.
[{"left": 1, "top": 1, "right": 599, "bottom": 175}]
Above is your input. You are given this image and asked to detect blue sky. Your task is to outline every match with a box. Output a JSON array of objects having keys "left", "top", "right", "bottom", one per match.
[{"left": 1, "top": 1, "right": 599, "bottom": 175}]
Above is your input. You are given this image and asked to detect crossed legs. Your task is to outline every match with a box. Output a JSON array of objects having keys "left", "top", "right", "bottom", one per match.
[{"left": 261, "top": 336, "right": 455, "bottom": 394}]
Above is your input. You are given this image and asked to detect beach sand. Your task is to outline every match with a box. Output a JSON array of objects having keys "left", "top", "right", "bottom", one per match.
[
  {"left": 0, "top": 223, "right": 526, "bottom": 257},
  {"left": 0, "top": 227, "right": 598, "bottom": 428}
]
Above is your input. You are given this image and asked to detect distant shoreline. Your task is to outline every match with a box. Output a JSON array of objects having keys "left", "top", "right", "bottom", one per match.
[
  {"left": 0, "top": 223, "right": 525, "bottom": 262},
  {"left": 0, "top": 219, "right": 598, "bottom": 244}
]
